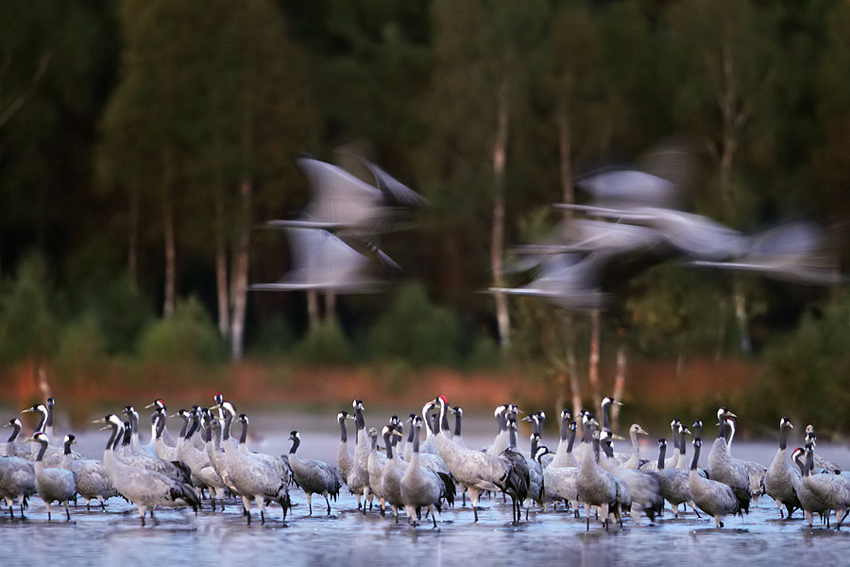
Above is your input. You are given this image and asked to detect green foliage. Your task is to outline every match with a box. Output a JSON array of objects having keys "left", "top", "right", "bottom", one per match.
[
  {"left": 748, "top": 296, "right": 850, "bottom": 432},
  {"left": 0, "top": 252, "right": 58, "bottom": 367},
  {"left": 292, "top": 317, "right": 354, "bottom": 364},
  {"left": 464, "top": 334, "right": 501, "bottom": 370},
  {"left": 368, "top": 283, "right": 462, "bottom": 367},
  {"left": 249, "top": 315, "right": 297, "bottom": 359},
  {"left": 55, "top": 313, "right": 107, "bottom": 388},
  {"left": 136, "top": 297, "right": 225, "bottom": 363}
]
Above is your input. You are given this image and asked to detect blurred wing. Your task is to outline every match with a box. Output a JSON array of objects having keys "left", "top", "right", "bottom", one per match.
[
  {"left": 296, "top": 158, "right": 383, "bottom": 229},
  {"left": 363, "top": 160, "right": 427, "bottom": 208}
]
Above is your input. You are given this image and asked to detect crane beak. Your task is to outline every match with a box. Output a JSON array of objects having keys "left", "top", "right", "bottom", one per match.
[
  {"left": 21, "top": 408, "right": 34, "bottom": 414},
  {"left": 637, "top": 427, "right": 648, "bottom": 436},
  {"left": 144, "top": 402, "right": 156, "bottom": 409},
  {"left": 726, "top": 411, "right": 737, "bottom": 418}
]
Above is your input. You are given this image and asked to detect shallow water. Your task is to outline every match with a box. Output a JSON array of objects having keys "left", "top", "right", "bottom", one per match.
[{"left": 4, "top": 410, "right": 850, "bottom": 566}]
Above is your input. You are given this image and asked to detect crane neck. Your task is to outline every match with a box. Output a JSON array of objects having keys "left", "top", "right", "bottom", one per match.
[
  {"left": 412, "top": 426, "right": 421, "bottom": 454},
  {"left": 178, "top": 416, "right": 190, "bottom": 439},
  {"left": 454, "top": 412, "right": 463, "bottom": 437},
  {"left": 63, "top": 438, "right": 73, "bottom": 456},
  {"left": 657, "top": 443, "right": 666, "bottom": 470},
  {"left": 222, "top": 412, "right": 233, "bottom": 442},
  {"left": 437, "top": 400, "right": 449, "bottom": 434},
  {"left": 46, "top": 399, "right": 54, "bottom": 425},
  {"left": 383, "top": 432, "right": 394, "bottom": 460},
  {"left": 239, "top": 421, "right": 249, "bottom": 445},
  {"left": 105, "top": 423, "right": 118, "bottom": 451},
  {"left": 35, "top": 440, "right": 48, "bottom": 462},
  {"left": 779, "top": 423, "right": 788, "bottom": 451},
  {"left": 678, "top": 430, "right": 687, "bottom": 456},
  {"left": 337, "top": 417, "right": 347, "bottom": 443},
  {"left": 671, "top": 424, "right": 679, "bottom": 451},
  {"left": 354, "top": 406, "right": 365, "bottom": 433},
  {"left": 112, "top": 428, "right": 124, "bottom": 451},
  {"left": 805, "top": 447, "right": 814, "bottom": 477},
  {"left": 560, "top": 416, "right": 569, "bottom": 442},
  {"left": 289, "top": 435, "right": 300, "bottom": 455},
  {"left": 567, "top": 424, "right": 576, "bottom": 453},
  {"left": 7, "top": 421, "right": 21, "bottom": 443},
  {"left": 186, "top": 416, "right": 200, "bottom": 441},
  {"left": 690, "top": 443, "right": 701, "bottom": 471},
  {"left": 155, "top": 413, "right": 166, "bottom": 439},
  {"left": 601, "top": 402, "right": 612, "bottom": 434}
]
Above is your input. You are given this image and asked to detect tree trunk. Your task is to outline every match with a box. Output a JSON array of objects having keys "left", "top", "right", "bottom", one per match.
[
  {"left": 565, "top": 315, "right": 582, "bottom": 418},
  {"left": 588, "top": 309, "right": 601, "bottom": 413},
  {"left": 128, "top": 179, "right": 139, "bottom": 284},
  {"left": 229, "top": 180, "right": 251, "bottom": 361},
  {"left": 492, "top": 75, "right": 510, "bottom": 349},
  {"left": 611, "top": 333, "right": 627, "bottom": 432},
  {"left": 558, "top": 111, "right": 574, "bottom": 208},
  {"left": 325, "top": 292, "right": 336, "bottom": 321},
  {"left": 162, "top": 152, "right": 176, "bottom": 317},
  {"left": 214, "top": 186, "right": 230, "bottom": 339},
  {"left": 306, "top": 290, "right": 320, "bottom": 330}
]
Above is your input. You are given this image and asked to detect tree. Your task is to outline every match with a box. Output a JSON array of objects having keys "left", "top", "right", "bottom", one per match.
[
  {"left": 419, "top": 0, "right": 550, "bottom": 350},
  {"left": 98, "top": 0, "right": 315, "bottom": 358},
  {"left": 668, "top": 0, "right": 786, "bottom": 355}
]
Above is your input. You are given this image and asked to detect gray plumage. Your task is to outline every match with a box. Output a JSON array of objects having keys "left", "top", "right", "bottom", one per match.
[
  {"left": 235, "top": 414, "right": 292, "bottom": 487},
  {"left": 794, "top": 444, "right": 850, "bottom": 528},
  {"left": 380, "top": 425, "right": 406, "bottom": 521},
  {"left": 401, "top": 417, "right": 453, "bottom": 528},
  {"left": 0, "top": 455, "right": 36, "bottom": 518},
  {"left": 764, "top": 417, "right": 801, "bottom": 519},
  {"left": 524, "top": 434, "right": 545, "bottom": 518},
  {"left": 287, "top": 431, "right": 341, "bottom": 515},
  {"left": 336, "top": 411, "right": 354, "bottom": 485},
  {"left": 366, "top": 426, "right": 388, "bottom": 514},
  {"left": 62, "top": 435, "right": 116, "bottom": 510},
  {"left": 145, "top": 399, "right": 177, "bottom": 447},
  {"left": 181, "top": 411, "right": 227, "bottom": 510},
  {"left": 98, "top": 416, "right": 200, "bottom": 526},
  {"left": 620, "top": 424, "right": 649, "bottom": 470},
  {"left": 540, "top": 448, "right": 579, "bottom": 510},
  {"left": 654, "top": 439, "right": 694, "bottom": 518},
  {"left": 707, "top": 409, "right": 751, "bottom": 513},
  {"left": 689, "top": 438, "right": 742, "bottom": 528},
  {"left": 348, "top": 399, "right": 373, "bottom": 511},
  {"left": 640, "top": 419, "right": 681, "bottom": 472},
  {"left": 434, "top": 397, "right": 516, "bottom": 522},
  {"left": 576, "top": 418, "right": 619, "bottom": 530},
  {"left": 549, "top": 419, "right": 578, "bottom": 469},
  {"left": 2, "top": 419, "right": 31, "bottom": 459},
  {"left": 32, "top": 433, "right": 77, "bottom": 520},
  {"left": 600, "top": 433, "right": 663, "bottom": 524},
  {"left": 217, "top": 403, "right": 290, "bottom": 524}
]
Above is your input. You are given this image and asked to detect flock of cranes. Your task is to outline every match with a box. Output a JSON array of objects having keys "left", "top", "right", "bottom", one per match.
[{"left": 1, "top": 394, "right": 849, "bottom": 530}]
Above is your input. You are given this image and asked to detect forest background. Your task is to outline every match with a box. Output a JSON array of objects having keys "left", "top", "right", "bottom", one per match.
[{"left": 1, "top": 0, "right": 849, "bottom": 436}]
